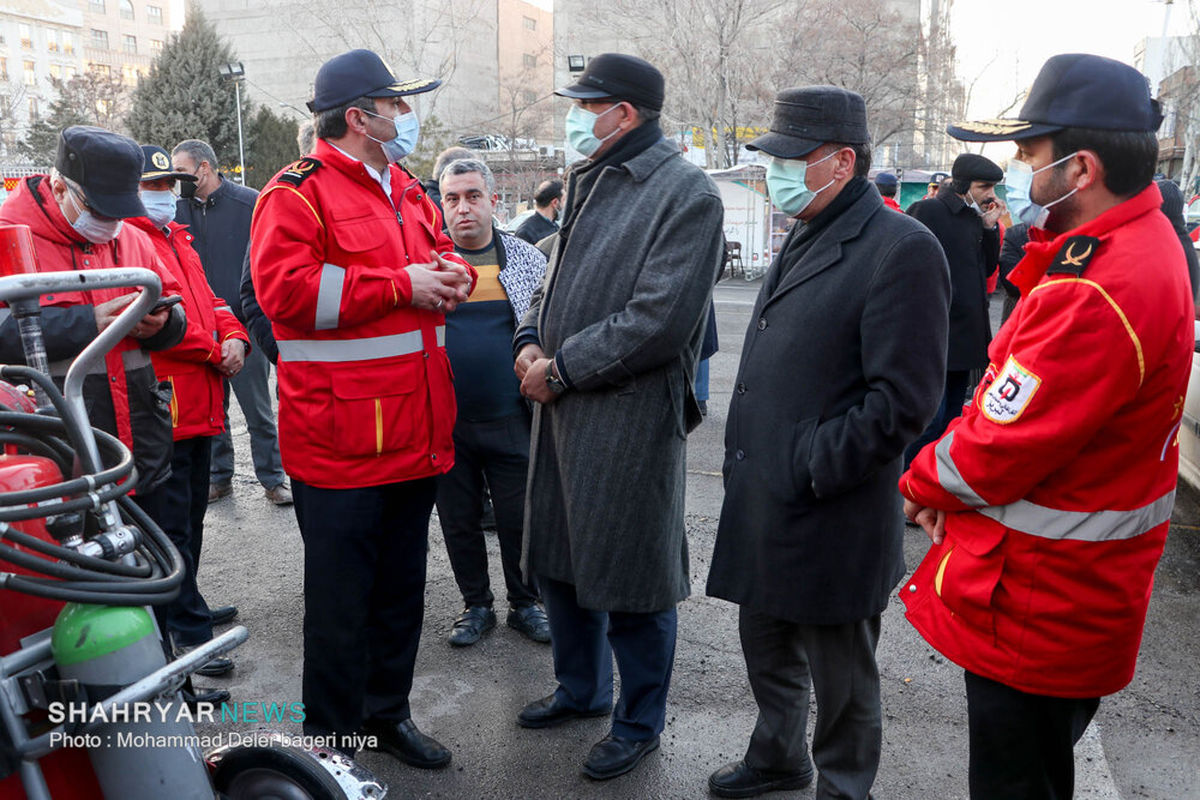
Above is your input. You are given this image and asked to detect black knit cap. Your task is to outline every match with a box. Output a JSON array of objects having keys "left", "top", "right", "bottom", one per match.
[
  {"left": 949, "top": 53, "right": 1163, "bottom": 142},
  {"left": 747, "top": 86, "right": 869, "bottom": 159},
  {"left": 55, "top": 126, "right": 146, "bottom": 219},
  {"left": 555, "top": 53, "right": 665, "bottom": 112},
  {"left": 951, "top": 153, "right": 1003, "bottom": 183}
]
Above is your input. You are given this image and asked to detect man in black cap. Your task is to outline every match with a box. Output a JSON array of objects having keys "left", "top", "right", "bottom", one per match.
[
  {"left": 513, "top": 52, "right": 725, "bottom": 780},
  {"left": 901, "top": 54, "right": 1192, "bottom": 800},
  {"left": 903, "top": 152, "right": 1005, "bottom": 468},
  {"left": 251, "top": 48, "right": 474, "bottom": 766},
  {"left": 0, "top": 126, "right": 186, "bottom": 501},
  {"left": 705, "top": 86, "right": 950, "bottom": 799},
  {"left": 874, "top": 171, "right": 901, "bottom": 211}
]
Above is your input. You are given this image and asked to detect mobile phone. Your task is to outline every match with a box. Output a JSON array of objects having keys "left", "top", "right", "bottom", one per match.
[{"left": 150, "top": 295, "right": 183, "bottom": 313}]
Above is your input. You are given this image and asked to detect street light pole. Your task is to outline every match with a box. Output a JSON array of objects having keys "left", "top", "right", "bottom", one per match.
[
  {"left": 219, "top": 61, "right": 247, "bottom": 184},
  {"left": 233, "top": 80, "right": 245, "bottom": 185}
]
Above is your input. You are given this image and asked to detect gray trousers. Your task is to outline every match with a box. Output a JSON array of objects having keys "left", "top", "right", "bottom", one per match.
[
  {"left": 739, "top": 607, "right": 882, "bottom": 800},
  {"left": 211, "top": 343, "right": 286, "bottom": 488}
]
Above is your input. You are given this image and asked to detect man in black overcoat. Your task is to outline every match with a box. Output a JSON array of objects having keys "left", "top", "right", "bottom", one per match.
[
  {"left": 903, "top": 152, "right": 1005, "bottom": 467},
  {"left": 705, "top": 87, "right": 950, "bottom": 800}
]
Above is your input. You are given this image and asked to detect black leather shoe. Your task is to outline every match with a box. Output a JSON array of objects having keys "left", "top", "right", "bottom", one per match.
[
  {"left": 507, "top": 603, "right": 551, "bottom": 643},
  {"left": 177, "top": 644, "right": 235, "bottom": 677},
  {"left": 182, "top": 687, "right": 230, "bottom": 710},
  {"left": 517, "top": 693, "right": 610, "bottom": 729},
  {"left": 210, "top": 605, "right": 239, "bottom": 626},
  {"left": 448, "top": 605, "right": 496, "bottom": 647},
  {"left": 582, "top": 734, "right": 660, "bottom": 780},
  {"left": 708, "top": 759, "right": 814, "bottom": 798},
  {"left": 362, "top": 718, "right": 451, "bottom": 769}
]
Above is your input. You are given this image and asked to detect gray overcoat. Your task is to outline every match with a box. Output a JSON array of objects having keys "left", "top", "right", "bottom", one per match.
[
  {"left": 516, "top": 138, "right": 725, "bottom": 613},
  {"left": 706, "top": 185, "right": 951, "bottom": 625}
]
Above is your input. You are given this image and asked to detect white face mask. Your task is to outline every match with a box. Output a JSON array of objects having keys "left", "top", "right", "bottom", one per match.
[
  {"left": 565, "top": 104, "right": 621, "bottom": 157},
  {"left": 140, "top": 189, "right": 177, "bottom": 228},
  {"left": 66, "top": 189, "right": 123, "bottom": 244},
  {"left": 1004, "top": 151, "right": 1079, "bottom": 229}
]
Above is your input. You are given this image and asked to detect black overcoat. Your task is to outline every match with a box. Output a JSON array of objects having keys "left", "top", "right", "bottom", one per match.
[
  {"left": 706, "top": 187, "right": 950, "bottom": 625},
  {"left": 907, "top": 192, "right": 998, "bottom": 370}
]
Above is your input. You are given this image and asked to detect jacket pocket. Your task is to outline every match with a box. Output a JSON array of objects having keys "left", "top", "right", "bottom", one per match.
[
  {"left": 329, "top": 211, "right": 394, "bottom": 254},
  {"left": 790, "top": 417, "right": 819, "bottom": 498},
  {"left": 934, "top": 523, "right": 1006, "bottom": 634},
  {"left": 329, "top": 359, "right": 424, "bottom": 457}
]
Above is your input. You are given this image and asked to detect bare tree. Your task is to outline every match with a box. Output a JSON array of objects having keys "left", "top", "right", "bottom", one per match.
[
  {"left": 0, "top": 81, "right": 30, "bottom": 165},
  {"left": 270, "top": 0, "right": 489, "bottom": 123}
]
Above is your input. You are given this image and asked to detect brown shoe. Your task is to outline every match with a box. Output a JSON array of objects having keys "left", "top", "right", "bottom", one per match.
[
  {"left": 207, "top": 481, "right": 232, "bottom": 503},
  {"left": 264, "top": 484, "right": 293, "bottom": 506}
]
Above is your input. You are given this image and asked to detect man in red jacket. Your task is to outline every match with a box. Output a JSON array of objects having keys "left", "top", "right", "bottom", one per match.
[
  {"left": 901, "top": 54, "right": 1194, "bottom": 800},
  {"left": 0, "top": 127, "right": 185, "bottom": 494},
  {"left": 251, "top": 49, "right": 474, "bottom": 765},
  {"left": 129, "top": 145, "right": 251, "bottom": 678}
]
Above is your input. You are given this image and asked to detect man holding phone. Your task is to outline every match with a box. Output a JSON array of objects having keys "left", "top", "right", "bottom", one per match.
[
  {"left": 904, "top": 153, "right": 1005, "bottom": 468},
  {"left": 129, "top": 144, "right": 252, "bottom": 679}
]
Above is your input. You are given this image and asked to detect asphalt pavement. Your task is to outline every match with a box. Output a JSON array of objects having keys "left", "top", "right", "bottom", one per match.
[{"left": 195, "top": 278, "right": 1200, "bottom": 799}]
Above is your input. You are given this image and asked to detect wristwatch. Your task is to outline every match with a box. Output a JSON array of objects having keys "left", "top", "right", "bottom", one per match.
[{"left": 545, "top": 360, "right": 568, "bottom": 394}]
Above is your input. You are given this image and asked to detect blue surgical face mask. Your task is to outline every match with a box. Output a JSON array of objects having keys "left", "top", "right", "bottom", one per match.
[
  {"left": 565, "top": 104, "right": 620, "bottom": 157},
  {"left": 1004, "top": 151, "right": 1078, "bottom": 229},
  {"left": 66, "top": 188, "right": 123, "bottom": 244},
  {"left": 363, "top": 109, "right": 420, "bottom": 162},
  {"left": 766, "top": 150, "right": 837, "bottom": 217},
  {"left": 140, "top": 189, "right": 177, "bottom": 228}
]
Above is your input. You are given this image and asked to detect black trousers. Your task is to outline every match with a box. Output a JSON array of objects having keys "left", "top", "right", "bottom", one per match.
[
  {"left": 133, "top": 436, "right": 213, "bottom": 648},
  {"left": 739, "top": 608, "right": 882, "bottom": 800},
  {"left": 965, "top": 670, "right": 1100, "bottom": 800},
  {"left": 292, "top": 477, "right": 436, "bottom": 743},
  {"left": 904, "top": 368, "right": 970, "bottom": 468},
  {"left": 435, "top": 411, "right": 536, "bottom": 608}
]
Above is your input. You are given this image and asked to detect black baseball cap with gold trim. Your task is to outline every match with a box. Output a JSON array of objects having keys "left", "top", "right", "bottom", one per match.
[
  {"left": 948, "top": 53, "right": 1163, "bottom": 142},
  {"left": 139, "top": 145, "right": 197, "bottom": 183},
  {"left": 308, "top": 49, "right": 441, "bottom": 113}
]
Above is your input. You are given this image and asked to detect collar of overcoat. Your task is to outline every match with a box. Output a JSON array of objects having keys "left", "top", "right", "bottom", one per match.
[{"left": 766, "top": 184, "right": 884, "bottom": 305}]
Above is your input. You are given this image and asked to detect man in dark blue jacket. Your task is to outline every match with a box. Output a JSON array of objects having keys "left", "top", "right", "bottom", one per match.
[{"left": 172, "top": 139, "right": 291, "bottom": 507}]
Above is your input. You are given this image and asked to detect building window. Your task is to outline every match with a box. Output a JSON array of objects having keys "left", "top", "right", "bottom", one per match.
[
  {"left": 62, "top": 32, "right": 74, "bottom": 55},
  {"left": 147, "top": 5, "right": 163, "bottom": 24},
  {"left": 49, "top": 63, "right": 61, "bottom": 79},
  {"left": 523, "top": 15, "right": 536, "bottom": 30},
  {"left": 23, "top": 60, "right": 36, "bottom": 87},
  {"left": 523, "top": 53, "right": 537, "bottom": 69},
  {"left": 47, "top": 31, "right": 58, "bottom": 53},
  {"left": 150, "top": 39, "right": 163, "bottom": 55},
  {"left": 122, "top": 64, "right": 137, "bottom": 84},
  {"left": 64, "top": 64, "right": 76, "bottom": 79},
  {"left": 120, "top": 0, "right": 135, "bottom": 19},
  {"left": 89, "top": 0, "right": 106, "bottom": 12},
  {"left": 123, "top": 35, "right": 136, "bottom": 54},
  {"left": 91, "top": 29, "right": 109, "bottom": 49},
  {"left": 90, "top": 63, "right": 110, "bottom": 77},
  {"left": 19, "top": 24, "right": 33, "bottom": 49}
]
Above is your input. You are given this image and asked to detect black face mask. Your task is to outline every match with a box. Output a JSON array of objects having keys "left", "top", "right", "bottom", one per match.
[{"left": 179, "top": 180, "right": 197, "bottom": 199}]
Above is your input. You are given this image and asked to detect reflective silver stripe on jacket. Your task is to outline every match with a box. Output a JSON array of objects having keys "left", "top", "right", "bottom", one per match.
[
  {"left": 277, "top": 326, "right": 445, "bottom": 363},
  {"left": 978, "top": 489, "right": 1175, "bottom": 542},
  {"left": 935, "top": 432, "right": 987, "bottom": 507},
  {"left": 47, "top": 348, "right": 151, "bottom": 377},
  {"left": 314, "top": 263, "right": 345, "bottom": 330}
]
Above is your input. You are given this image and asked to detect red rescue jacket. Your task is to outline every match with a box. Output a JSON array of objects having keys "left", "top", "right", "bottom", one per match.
[
  {"left": 900, "top": 184, "right": 1194, "bottom": 698},
  {"left": 128, "top": 217, "right": 249, "bottom": 441},
  {"left": 0, "top": 176, "right": 185, "bottom": 492},
  {"left": 250, "top": 140, "right": 475, "bottom": 489}
]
